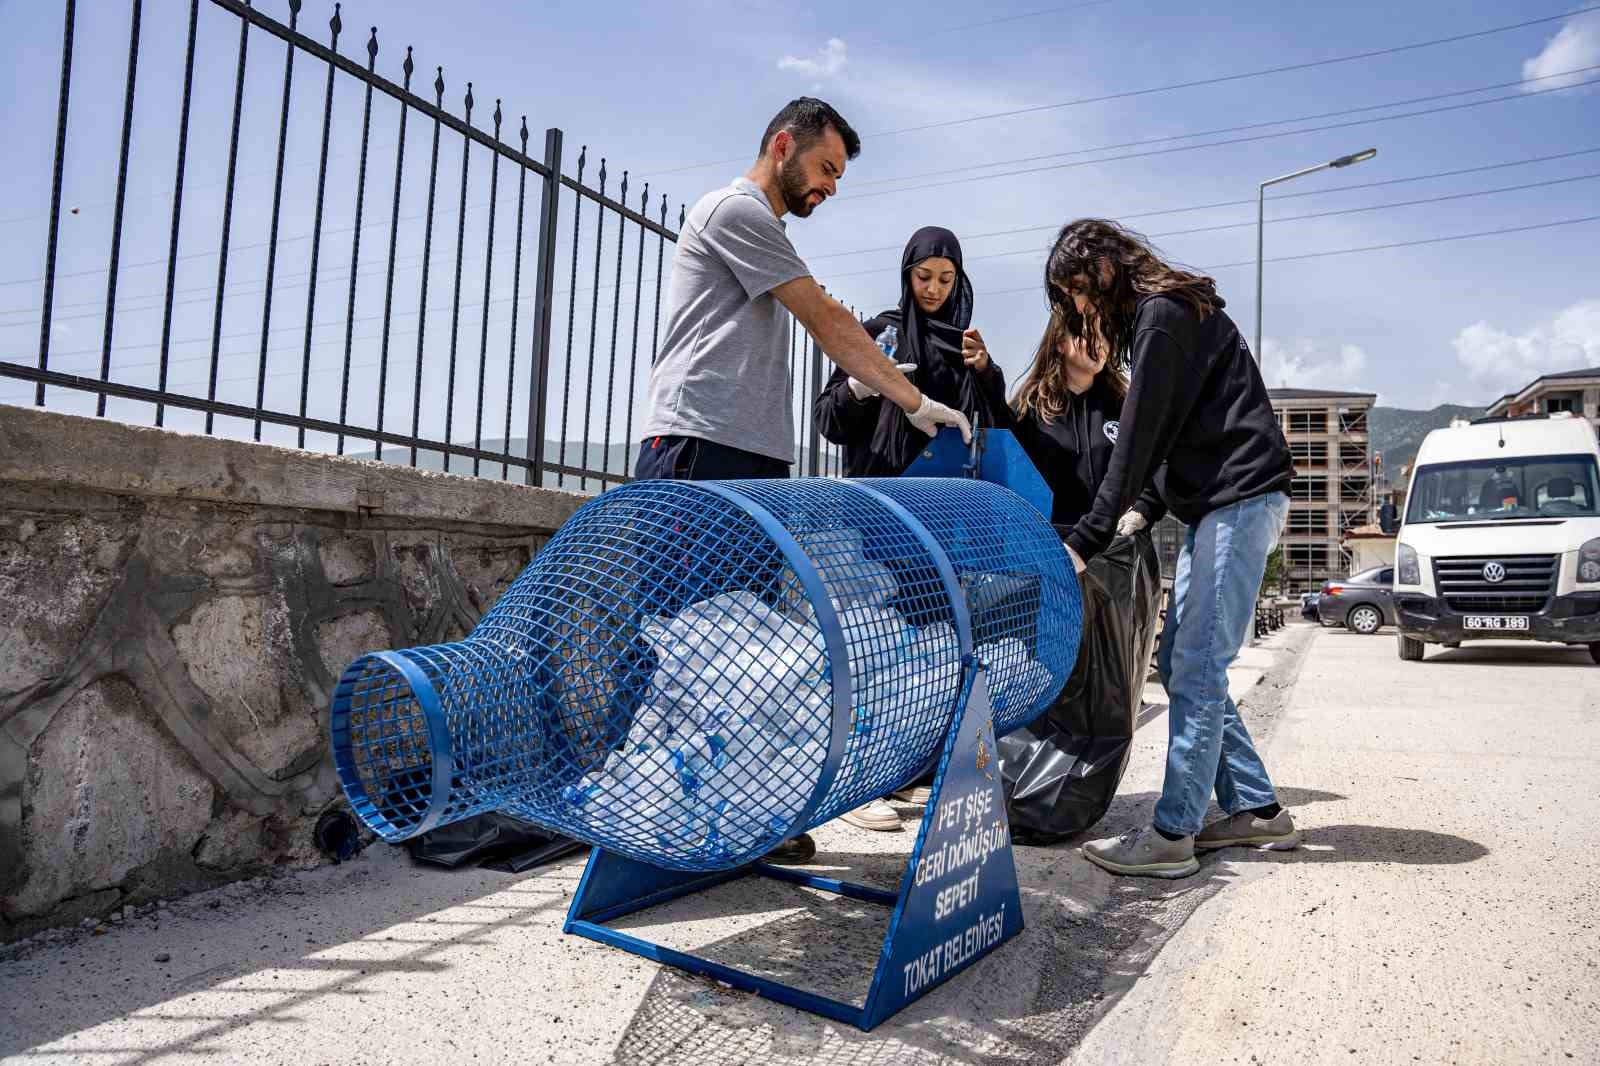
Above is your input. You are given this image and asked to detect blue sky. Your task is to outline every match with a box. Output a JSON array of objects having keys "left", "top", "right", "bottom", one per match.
[{"left": 2, "top": 0, "right": 1598, "bottom": 456}]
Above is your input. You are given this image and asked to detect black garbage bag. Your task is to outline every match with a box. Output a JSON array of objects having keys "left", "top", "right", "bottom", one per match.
[
  {"left": 998, "top": 528, "right": 1162, "bottom": 843},
  {"left": 406, "top": 812, "right": 584, "bottom": 873}
]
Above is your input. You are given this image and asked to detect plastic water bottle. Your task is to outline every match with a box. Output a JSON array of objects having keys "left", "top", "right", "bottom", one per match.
[{"left": 876, "top": 324, "right": 898, "bottom": 358}]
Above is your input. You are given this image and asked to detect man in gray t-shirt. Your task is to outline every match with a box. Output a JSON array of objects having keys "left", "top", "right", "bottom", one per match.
[
  {"left": 634, "top": 99, "right": 971, "bottom": 866},
  {"left": 636, "top": 97, "right": 969, "bottom": 483}
]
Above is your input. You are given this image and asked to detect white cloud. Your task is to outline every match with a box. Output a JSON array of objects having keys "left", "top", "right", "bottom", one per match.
[
  {"left": 778, "top": 38, "right": 848, "bottom": 78},
  {"left": 1521, "top": 18, "right": 1600, "bottom": 91},
  {"left": 1452, "top": 299, "right": 1600, "bottom": 396},
  {"left": 1261, "top": 338, "right": 1371, "bottom": 394}
]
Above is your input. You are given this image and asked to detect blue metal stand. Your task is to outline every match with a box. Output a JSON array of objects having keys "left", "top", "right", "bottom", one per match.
[{"left": 563, "top": 660, "right": 1025, "bottom": 1030}]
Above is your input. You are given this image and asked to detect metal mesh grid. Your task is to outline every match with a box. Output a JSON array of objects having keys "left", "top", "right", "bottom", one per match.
[
  {"left": 330, "top": 475, "right": 1080, "bottom": 871},
  {"left": 718, "top": 479, "right": 966, "bottom": 823},
  {"left": 861, "top": 477, "right": 1082, "bottom": 730}
]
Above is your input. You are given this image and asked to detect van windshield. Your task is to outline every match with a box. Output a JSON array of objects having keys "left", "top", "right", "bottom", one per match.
[{"left": 1406, "top": 453, "right": 1600, "bottom": 524}]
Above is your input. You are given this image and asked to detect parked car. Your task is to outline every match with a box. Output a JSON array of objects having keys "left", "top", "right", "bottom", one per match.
[
  {"left": 1318, "top": 567, "right": 1397, "bottom": 635},
  {"left": 1300, "top": 591, "right": 1321, "bottom": 620}
]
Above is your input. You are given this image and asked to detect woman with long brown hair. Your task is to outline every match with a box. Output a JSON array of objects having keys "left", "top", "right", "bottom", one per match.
[
  {"left": 1044, "top": 219, "right": 1299, "bottom": 879},
  {"left": 1010, "top": 308, "right": 1163, "bottom": 531}
]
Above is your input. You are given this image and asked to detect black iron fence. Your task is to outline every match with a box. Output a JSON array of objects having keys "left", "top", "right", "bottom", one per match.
[{"left": 2, "top": 0, "right": 843, "bottom": 492}]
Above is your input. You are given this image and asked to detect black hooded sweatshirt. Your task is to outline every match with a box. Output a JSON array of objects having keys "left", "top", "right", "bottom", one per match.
[
  {"left": 1065, "top": 294, "right": 1295, "bottom": 562},
  {"left": 814, "top": 227, "right": 1010, "bottom": 477},
  {"left": 1010, "top": 376, "right": 1168, "bottom": 529}
]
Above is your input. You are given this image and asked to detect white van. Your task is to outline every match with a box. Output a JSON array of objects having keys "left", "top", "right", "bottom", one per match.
[{"left": 1394, "top": 413, "right": 1600, "bottom": 663}]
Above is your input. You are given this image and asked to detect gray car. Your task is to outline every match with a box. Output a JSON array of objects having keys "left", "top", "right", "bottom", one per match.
[{"left": 1319, "top": 566, "right": 1397, "bottom": 635}]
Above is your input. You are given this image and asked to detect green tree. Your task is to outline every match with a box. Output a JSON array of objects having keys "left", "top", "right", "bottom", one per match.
[{"left": 1261, "top": 547, "right": 1284, "bottom": 597}]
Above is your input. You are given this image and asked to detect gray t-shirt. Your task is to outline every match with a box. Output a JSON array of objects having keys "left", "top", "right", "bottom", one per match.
[{"left": 640, "top": 178, "right": 811, "bottom": 462}]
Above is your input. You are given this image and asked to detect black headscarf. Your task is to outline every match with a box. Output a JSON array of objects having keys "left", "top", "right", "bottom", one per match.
[
  {"left": 813, "top": 227, "right": 1010, "bottom": 477},
  {"left": 894, "top": 226, "right": 973, "bottom": 371},
  {"left": 889, "top": 227, "right": 1004, "bottom": 431}
]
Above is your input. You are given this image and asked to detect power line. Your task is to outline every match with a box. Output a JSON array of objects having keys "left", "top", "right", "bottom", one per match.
[
  {"left": 644, "top": 4, "right": 1600, "bottom": 178},
  {"left": 838, "top": 74, "right": 1600, "bottom": 203},
  {"left": 1130, "top": 172, "right": 1600, "bottom": 238},
  {"left": 947, "top": 215, "right": 1600, "bottom": 303},
  {"left": 806, "top": 146, "right": 1600, "bottom": 262},
  {"left": 845, "top": 65, "right": 1600, "bottom": 192},
  {"left": 819, "top": 173, "right": 1600, "bottom": 284}
]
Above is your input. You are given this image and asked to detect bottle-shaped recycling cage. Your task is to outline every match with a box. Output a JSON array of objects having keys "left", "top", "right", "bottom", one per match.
[{"left": 329, "top": 445, "right": 1084, "bottom": 874}]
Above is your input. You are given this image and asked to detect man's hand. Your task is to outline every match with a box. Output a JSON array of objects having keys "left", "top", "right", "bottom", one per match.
[
  {"left": 1116, "top": 510, "right": 1148, "bottom": 537},
  {"left": 906, "top": 395, "right": 973, "bottom": 444},
  {"left": 962, "top": 328, "right": 991, "bottom": 372},
  {"left": 771, "top": 276, "right": 925, "bottom": 413},
  {"left": 847, "top": 363, "right": 917, "bottom": 401},
  {"left": 1066, "top": 545, "right": 1087, "bottom": 575}
]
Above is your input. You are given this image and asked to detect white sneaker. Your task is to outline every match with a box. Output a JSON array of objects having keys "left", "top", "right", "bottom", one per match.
[
  {"left": 839, "top": 798, "right": 902, "bottom": 832},
  {"left": 891, "top": 785, "right": 932, "bottom": 806}
]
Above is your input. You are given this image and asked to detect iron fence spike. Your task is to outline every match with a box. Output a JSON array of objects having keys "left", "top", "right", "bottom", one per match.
[
  {"left": 287, "top": 0, "right": 301, "bottom": 15},
  {"left": 402, "top": 44, "right": 413, "bottom": 83},
  {"left": 433, "top": 65, "right": 443, "bottom": 101},
  {"left": 464, "top": 81, "right": 473, "bottom": 118},
  {"left": 520, "top": 115, "right": 528, "bottom": 149},
  {"left": 493, "top": 98, "right": 502, "bottom": 134},
  {"left": 366, "top": 26, "right": 377, "bottom": 60},
  {"left": 329, "top": 2, "right": 341, "bottom": 39}
]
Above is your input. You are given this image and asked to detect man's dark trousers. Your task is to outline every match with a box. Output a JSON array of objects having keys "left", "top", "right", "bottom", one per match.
[{"left": 634, "top": 435, "right": 790, "bottom": 481}]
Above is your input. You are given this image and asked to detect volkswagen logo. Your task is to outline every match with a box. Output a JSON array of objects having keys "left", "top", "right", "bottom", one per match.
[{"left": 1482, "top": 561, "right": 1507, "bottom": 584}]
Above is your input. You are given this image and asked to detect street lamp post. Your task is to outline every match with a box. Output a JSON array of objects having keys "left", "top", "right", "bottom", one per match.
[
  {"left": 1254, "top": 148, "right": 1378, "bottom": 373},
  {"left": 1255, "top": 148, "right": 1376, "bottom": 599}
]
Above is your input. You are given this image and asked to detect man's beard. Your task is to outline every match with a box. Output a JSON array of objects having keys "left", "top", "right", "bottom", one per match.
[{"left": 778, "top": 162, "right": 820, "bottom": 217}]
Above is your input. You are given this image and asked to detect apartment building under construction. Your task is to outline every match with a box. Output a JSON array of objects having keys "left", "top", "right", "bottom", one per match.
[{"left": 1270, "top": 387, "right": 1379, "bottom": 595}]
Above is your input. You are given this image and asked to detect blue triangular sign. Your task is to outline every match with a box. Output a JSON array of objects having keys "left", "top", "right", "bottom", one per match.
[{"left": 862, "top": 663, "right": 1025, "bottom": 1027}]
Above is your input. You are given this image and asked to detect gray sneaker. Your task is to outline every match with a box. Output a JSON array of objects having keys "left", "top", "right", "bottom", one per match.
[
  {"left": 1081, "top": 826, "right": 1200, "bottom": 879},
  {"left": 1194, "top": 809, "right": 1300, "bottom": 851}
]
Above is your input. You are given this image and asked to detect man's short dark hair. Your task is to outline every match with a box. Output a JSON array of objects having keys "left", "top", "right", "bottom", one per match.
[{"left": 758, "top": 97, "right": 861, "bottom": 161}]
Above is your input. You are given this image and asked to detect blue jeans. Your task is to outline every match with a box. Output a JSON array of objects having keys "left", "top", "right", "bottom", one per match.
[{"left": 1153, "top": 492, "right": 1289, "bottom": 836}]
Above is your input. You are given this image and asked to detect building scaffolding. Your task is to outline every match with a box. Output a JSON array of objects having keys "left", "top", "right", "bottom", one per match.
[{"left": 1271, "top": 388, "right": 1378, "bottom": 595}]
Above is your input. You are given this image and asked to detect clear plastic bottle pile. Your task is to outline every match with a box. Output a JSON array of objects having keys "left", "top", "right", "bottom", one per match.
[{"left": 560, "top": 526, "right": 1058, "bottom": 862}]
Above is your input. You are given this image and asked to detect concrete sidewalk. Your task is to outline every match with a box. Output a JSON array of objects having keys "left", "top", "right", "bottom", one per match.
[
  {"left": 0, "top": 624, "right": 1392, "bottom": 1065},
  {"left": 1070, "top": 630, "right": 1600, "bottom": 1065}
]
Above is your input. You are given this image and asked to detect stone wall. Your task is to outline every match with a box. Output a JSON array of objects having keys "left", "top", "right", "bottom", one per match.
[{"left": 0, "top": 405, "right": 585, "bottom": 940}]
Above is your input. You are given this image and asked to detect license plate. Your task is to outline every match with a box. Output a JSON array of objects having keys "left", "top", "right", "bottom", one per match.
[{"left": 1464, "top": 616, "right": 1529, "bottom": 631}]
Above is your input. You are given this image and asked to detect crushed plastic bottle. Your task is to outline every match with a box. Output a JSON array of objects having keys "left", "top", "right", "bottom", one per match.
[
  {"left": 562, "top": 571, "right": 1061, "bottom": 856},
  {"left": 875, "top": 323, "right": 899, "bottom": 358}
]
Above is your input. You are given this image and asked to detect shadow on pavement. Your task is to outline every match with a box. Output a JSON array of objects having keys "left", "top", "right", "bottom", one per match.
[
  {"left": 599, "top": 785, "right": 1376, "bottom": 1066},
  {"left": 602, "top": 853, "right": 1224, "bottom": 1066},
  {"left": 0, "top": 849, "right": 579, "bottom": 1062},
  {"left": 1423, "top": 645, "right": 1593, "bottom": 668},
  {"left": 1225, "top": 824, "right": 1489, "bottom": 867}
]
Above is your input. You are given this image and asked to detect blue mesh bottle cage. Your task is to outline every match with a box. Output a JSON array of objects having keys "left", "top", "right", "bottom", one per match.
[{"left": 329, "top": 428, "right": 1083, "bottom": 1028}]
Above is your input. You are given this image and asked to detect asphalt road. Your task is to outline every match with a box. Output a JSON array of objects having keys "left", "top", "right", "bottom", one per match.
[{"left": 2, "top": 624, "right": 1594, "bottom": 1065}]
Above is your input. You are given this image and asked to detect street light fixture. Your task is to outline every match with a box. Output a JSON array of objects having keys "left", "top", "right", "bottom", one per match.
[{"left": 1254, "top": 148, "right": 1378, "bottom": 372}]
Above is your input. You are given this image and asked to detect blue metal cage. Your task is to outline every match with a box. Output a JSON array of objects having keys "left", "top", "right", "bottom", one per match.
[{"left": 330, "top": 474, "right": 1082, "bottom": 871}]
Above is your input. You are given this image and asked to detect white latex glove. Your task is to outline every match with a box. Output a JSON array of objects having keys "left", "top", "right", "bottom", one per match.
[
  {"left": 905, "top": 394, "right": 973, "bottom": 444},
  {"left": 847, "top": 363, "right": 918, "bottom": 401},
  {"left": 1117, "top": 510, "right": 1148, "bottom": 537},
  {"left": 1066, "top": 545, "right": 1087, "bottom": 575}
]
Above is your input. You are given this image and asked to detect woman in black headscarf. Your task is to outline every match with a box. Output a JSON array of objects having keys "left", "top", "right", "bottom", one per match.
[
  {"left": 813, "top": 227, "right": 1009, "bottom": 834},
  {"left": 814, "top": 227, "right": 1009, "bottom": 477}
]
